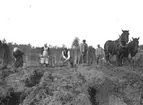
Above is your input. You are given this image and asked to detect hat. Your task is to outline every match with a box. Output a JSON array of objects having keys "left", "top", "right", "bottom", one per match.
[{"left": 83, "top": 39, "right": 86, "bottom": 42}]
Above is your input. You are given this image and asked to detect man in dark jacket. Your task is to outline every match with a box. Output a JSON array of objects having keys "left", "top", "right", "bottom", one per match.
[{"left": 80, "top": 39, "right": 88, "bottom": 63}]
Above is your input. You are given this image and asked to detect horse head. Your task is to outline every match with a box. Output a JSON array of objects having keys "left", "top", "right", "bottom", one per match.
[
  {"left": 132, "top": 37, "right": 140, "bottom": 51},
  {"left": 121, "top": 30, "right": 129, "bottom": 44}
]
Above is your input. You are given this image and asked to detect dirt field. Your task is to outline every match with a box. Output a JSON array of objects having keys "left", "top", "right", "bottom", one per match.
[{"left": 0, "top": 64, "right": 143, "bottom": 105}]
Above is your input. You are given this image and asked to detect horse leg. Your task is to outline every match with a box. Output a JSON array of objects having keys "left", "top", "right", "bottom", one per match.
[
  {"left": 119, "top": 54, "right": 123, "bottom": 66},
  {"left": 121, "top": 55, "right": 124, "bottom": 66},
  {"left": 108, "top": 54, "right": 113, "bottom": 64},
  {"left": 116, "top": 54, "right": 122, "bottom": 66},
  {"left": 116, "top": 55, "right": 119, "bottom": 66},
  {"left": 104, "top": 51, "right": 110, "bottom": 64}
]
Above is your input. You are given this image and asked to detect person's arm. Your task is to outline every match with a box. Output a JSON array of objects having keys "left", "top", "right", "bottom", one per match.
[
  {"left": 66, "top": 51, "right": 70, "bottom": 60},
  {"left": 86, "top": 44, "right": 88, "bottom": 49},
  {"left": 12, "top": 52, "right": 16, "bottom": 60},
  {"left": 79, "top": 43, "right": 82, "bottom": 52},
  {"left": 102, "top": 48, "right": 105, "bottom": 56},
  {"left": 96, "top": 48, "right": 99, "bottom": 57},
  {"left": 62, "top": 51, "right": 66, "bottom": 59}
]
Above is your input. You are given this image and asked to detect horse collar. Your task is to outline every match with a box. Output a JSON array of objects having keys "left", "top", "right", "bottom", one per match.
[{"left": 119, "top": 42, "right": 127, "bottom": 48}]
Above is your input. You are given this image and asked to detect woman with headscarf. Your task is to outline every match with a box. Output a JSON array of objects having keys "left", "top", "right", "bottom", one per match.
[{"left": 12, "top": 47, "right": 24, "bottom": 68}]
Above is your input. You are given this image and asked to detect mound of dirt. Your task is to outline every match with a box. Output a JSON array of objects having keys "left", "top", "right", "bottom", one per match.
[
  {"left": 77, "top": 65, "right": 143, "bottom": 105},
  {"left": 0, "top": 65, "right": 143, "bottom": 105}
]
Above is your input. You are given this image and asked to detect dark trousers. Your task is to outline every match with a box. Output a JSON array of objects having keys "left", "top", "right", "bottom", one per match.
[
  {"left": 96, "top": 55, "right": 104, "bottom": 65},
  {"left": 81, "top": 52, "right": 87, "bottom": 63}
]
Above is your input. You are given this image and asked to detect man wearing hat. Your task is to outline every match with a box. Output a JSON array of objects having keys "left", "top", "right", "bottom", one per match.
[{"left": 80, "top": 39, "right": 88, "bottom": 63}]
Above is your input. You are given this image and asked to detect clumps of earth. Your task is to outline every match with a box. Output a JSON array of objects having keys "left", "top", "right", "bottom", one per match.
[{"left": 0, "top": 65, "right": 143, "bottom": 105}]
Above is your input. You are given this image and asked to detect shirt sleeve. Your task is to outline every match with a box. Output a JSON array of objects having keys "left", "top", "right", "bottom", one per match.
[
  {"left": 66, "top": 51, "right": 70, "bottom": 60},
  {"left": 86, "top": 44, "right": 88, "bottom": 48},
  {"left": 62, "top": 51, "right": 66, "bottom": 59},
  {"left": 79, "top": 43, "right": 82, "bottom": 51},
  {"left": 95, "top": 49, "right": 98, "bottom": 57},
  {"left": 102, "top": 48, "right": 104, "bottom": 55}
]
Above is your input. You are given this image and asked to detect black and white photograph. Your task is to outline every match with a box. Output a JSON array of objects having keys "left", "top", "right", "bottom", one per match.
[{"left": 0, "top": 0, "right": 143, "bottom": 105}]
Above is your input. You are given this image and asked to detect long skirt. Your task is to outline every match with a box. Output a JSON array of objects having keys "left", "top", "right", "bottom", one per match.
[
  {"left": 40, "top": 57, "right": 48, "bottom": 64},
  {"left": 41, "top": 50, "right": 49, "bottom": 65}
]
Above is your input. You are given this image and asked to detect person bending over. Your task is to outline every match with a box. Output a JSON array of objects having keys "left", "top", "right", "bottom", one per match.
[
  {"left": 13, "top": 47, "right": 24, "bottom": 68},
  {"left": 61, "top": 47, "right": 73, "bottom": 67}
]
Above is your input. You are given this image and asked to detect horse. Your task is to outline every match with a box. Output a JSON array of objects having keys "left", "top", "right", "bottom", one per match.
[
  {"left": 126, "top": 37, "right": 140, "bottom": 65},
  {"left": 104, "top": 30, "right": 129, "bottom": 66},
  {"left": 115, "top": 37, "right": 139, "bottom": 65},
  {"left": 127, "top": 37, "right": 140, "bottom": 58},
  {"left": 0, "top": 41, "right": 10, "bottom": 69}
]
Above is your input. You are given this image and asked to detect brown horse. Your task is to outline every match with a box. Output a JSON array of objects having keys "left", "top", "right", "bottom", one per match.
[
  {"left": 127, "top": 37, "right": 140, "bottom": 57},
  {"left": 124, "top": 37, "right": 140, "bottom": 65},
  {"left": 120, "top": 37, "right": 140, "bottom": 64},
  {"left": 104, "top": 30, "right": 129, "bottom": 66}
]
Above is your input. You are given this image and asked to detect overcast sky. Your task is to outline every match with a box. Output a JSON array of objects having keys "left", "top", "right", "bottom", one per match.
[{"left": 0, "top": 0, "right": 143, "bottom": 48}]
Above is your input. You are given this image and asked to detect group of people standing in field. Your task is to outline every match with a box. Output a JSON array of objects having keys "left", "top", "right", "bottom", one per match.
[
  {"left": 0, "top": 39, "right": 105, "bottom": 70},
  {"left": 39, "top": 39, "right": 105, "bottom": 67}
]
